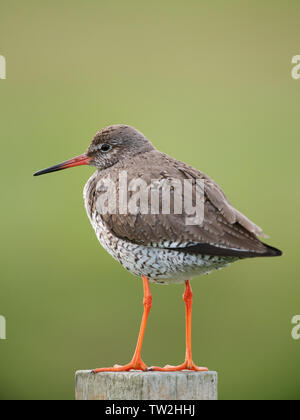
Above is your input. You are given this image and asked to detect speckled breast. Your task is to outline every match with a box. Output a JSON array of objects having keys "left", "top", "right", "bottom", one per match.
[{"left": 83, "top": 173, "right": 235, "bottom": 284}]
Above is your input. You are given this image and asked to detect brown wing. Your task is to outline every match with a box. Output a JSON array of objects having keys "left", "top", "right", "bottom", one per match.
[{"left": 95, "top": 151, "right": 281, "bottom": 258}]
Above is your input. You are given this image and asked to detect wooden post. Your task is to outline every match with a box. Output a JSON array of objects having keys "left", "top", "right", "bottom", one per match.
[{"left": 76, "top": 370, "right": 218, "bottom": 400}]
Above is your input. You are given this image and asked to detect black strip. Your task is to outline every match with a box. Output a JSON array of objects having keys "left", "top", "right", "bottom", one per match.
[{"left": 165, "top": 242, "right": 282, "bottom": 258}]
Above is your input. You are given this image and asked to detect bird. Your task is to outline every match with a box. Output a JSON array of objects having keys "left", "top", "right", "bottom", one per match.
[{"left": 34, "top": 124, "right": 282, "bottom": 372}]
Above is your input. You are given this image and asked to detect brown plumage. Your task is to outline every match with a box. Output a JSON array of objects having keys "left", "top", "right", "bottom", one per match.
[{"left": 85, "top": 125, "right": 281, "bottom": 260}]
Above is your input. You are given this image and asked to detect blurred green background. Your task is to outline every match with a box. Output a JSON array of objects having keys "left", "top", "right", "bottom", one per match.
[{"left": 0, "top": 0, "right": 299, "bottom": 400}]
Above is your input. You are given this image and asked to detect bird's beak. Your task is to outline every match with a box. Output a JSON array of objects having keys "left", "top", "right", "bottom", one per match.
[{"left": 33, "top": 153, "right": 91, "bottom": 176}]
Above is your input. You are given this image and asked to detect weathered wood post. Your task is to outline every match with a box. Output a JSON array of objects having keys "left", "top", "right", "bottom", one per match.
[{"left": 75, "top": 370, "right": 218, "bottom": 400}]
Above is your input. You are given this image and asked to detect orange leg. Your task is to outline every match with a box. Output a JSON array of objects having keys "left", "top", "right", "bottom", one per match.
[
  {"left": 148, "top": 280, "right": 208, "bottom": 372},
  {"left": 93, "top": 276, "right": 151, "bottom": 373}
]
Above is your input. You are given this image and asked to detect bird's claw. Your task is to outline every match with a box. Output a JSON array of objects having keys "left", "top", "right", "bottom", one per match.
[
  {"left": 147, "top": 360, "right": 208, "bottom": 372},
  {"left": 92, "top": 359, "right": 147, "bottom": 373}
]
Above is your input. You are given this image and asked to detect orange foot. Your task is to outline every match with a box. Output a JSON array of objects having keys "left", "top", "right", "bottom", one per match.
[
  {"left": 93, "top": 358, "right": 147, "bottom": 373},
  {"left": 148, "top": 360, "right": 208, "bottom": 372}
]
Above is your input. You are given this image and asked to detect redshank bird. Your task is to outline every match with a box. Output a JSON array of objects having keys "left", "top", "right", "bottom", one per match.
[{"left": 34, "top": 125, "right": 282, "bottom": 372}]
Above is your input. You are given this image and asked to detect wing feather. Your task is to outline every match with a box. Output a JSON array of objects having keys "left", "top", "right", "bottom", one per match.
[{"left": 90, "top": 151, "right": 278, "bottom": 257}]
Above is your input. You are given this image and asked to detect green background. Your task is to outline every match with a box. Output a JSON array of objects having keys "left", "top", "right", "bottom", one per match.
[{"left": 0, "top": 0, "right": 299, "bottom": 400}]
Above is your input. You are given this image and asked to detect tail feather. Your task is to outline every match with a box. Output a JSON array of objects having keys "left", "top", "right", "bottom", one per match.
[{"left": 261, "top": 243, "right": 282, "bottom": 257}]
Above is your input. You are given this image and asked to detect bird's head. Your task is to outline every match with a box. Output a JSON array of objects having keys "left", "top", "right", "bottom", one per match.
[{"left": 33, "top": 125, "right": 154, "bottom": 176}]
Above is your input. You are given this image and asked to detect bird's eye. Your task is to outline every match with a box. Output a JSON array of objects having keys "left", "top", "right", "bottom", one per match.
[{"left": 100, "top": 143, "right": 112, "bottom": 152}]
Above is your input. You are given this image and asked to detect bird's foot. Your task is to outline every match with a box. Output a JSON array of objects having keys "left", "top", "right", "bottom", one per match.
[
  {"left": 93, "top": 358, "right": 147, "bottom": 373},
  {"left": 147, "top": 359, "right": 208, "bottom": 372}
]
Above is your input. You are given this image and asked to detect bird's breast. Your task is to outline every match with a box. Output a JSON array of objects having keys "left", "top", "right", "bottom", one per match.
[{"left": 83, "top": 174, "right": 234, "bottom": 283}]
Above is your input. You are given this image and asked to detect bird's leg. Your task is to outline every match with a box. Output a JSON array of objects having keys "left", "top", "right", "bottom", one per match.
[
  {"left": 93, "top": 276, "right": 151, "bottom": 373},
  {"left": 148, "top": 280, "right": 208, "bottom": 372}
]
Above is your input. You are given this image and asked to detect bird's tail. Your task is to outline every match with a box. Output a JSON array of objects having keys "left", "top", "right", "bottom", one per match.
[{"left": 260, "top": 243, "right": 283, "bottom": 257}]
